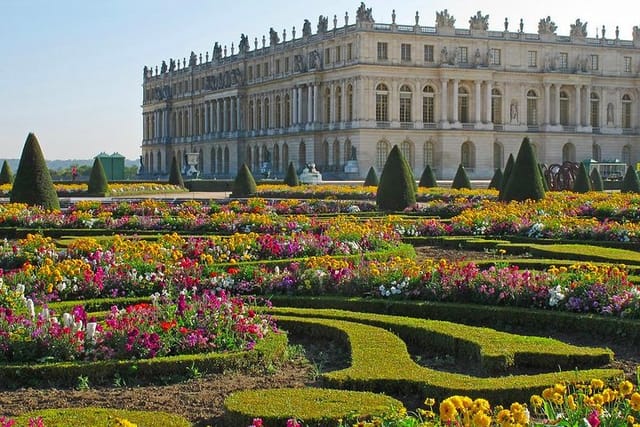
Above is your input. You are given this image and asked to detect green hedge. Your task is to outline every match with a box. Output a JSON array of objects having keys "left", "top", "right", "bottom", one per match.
[{"left": 16, "top": 407, "right": 191, "bottom": 427}]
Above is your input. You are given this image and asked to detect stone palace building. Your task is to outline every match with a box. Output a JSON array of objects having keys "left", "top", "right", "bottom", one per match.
[{"left": 140, "top": 3, "right": 640, "bottom": 179}]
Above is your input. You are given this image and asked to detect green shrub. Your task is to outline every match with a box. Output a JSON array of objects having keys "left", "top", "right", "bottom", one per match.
[
  {"left": 0, "top": 160, "right": 14, "bottom": 184},
  {"left": 231, "top": 163, "right": 258, "bottom": 197},
  {"left": 283, "top": 161, "right": 299, "bottom": 187},
  {"left": 498, "top": 154, "right": 515, "bottom": 200},
  {"left": 572, "top": 162, "right": 592, "bottom": 193},
  {"left": 10, "top": 133, "right": 60, "bottom": 210},
  {"left": 16, "top": 407, "right": 191, "bottom": 427},
  {"left": 87, "top": 157, "right": 109, "bottom": 196},
  {"left": 419, "top": 164, "right": 438, "bottom": 188},
  {"left": 621, "top": 166, "right": 640, "bottom": 193},
  {"left": 539, "top": 163, "right": 550, "bottom": 191},
  {"left": 376, "top": 145, "right": 416, "bottom": 211},
  {"left": 500, "top": 137, "right": 546, "bottom": 201},
  {"left": 451, "top": 164, "right": 471, "bottom": 189},
  {"left": 168, "top": 156, "right": 185, "bottom": 187},
  {"left": 488, "top": 168, "right": 503, "bottom": 190},
  {"left": 590, "top": 167, "right": 604, "bottom": 191},
  {"left": 363, "top": 166, "right": 379, "bottom": 187}
]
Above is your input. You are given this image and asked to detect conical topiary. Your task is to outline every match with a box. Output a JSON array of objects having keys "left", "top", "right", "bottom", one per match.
[
  {"left": 87, "top": 157, "right": 109, "bottom": 196},
  {"left": 363, "top": 166, "right": 379, "bottom": 187},
  {"left": 168, "top": 155, "right": 185, "bottom": 187},
  {"left": 488, "top": 168, "right": 503, "bottom": 190},
  {"left": 0, "top": 160, "right": 13, "bottom": 185},
  {"left": 498, "top": 153, "right": 515, "bottom": 200},
  {"left": 231, "top": 163, "right": 258, "bottom": 197},
  {"left": 451, "top": 164, "right": 471, "bottom": 189},
  {"left": 572, "top": 162, "right": 592, "bottom": 193},
  {"left": 621, "top": 166, "right": 640, "bottom": 193},
  {"left": 376, "top": 145, "right": 416, "bottom": 211},
  {"left": 539, "top": 164, "right": 550, "bottom": 191},
  {"left": 10, "top": 133, "right": 60, "bottom": 210},
  {"left": 590, "top": 167, "right": 604, "bottom": 192},
  {"left": 500, "top": 137, "right": 546, "bottom": 201},
  {"left": 283, "top": 161, "right": 300, "bottom": 186},
  {"left": 418, "top": 164, "right": 438, "bottom": 188}
]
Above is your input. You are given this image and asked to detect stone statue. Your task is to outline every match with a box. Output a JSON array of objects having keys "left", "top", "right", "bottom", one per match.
[
  {"left": 538, "top": 16, "right": 557, "bottom": 35},
  {"left": 519, "top": 18, "right": 524, "bottom": 32},
  {"left": 510, "top": 102, "right": 518, "bottom": 123},
  {"left": 269, "top": 27, "right": 280, "bottom": 46},
  {"left": 294, "top": 54, "right": 306, "bottom": 72},
  {"left": 616, "top": 26, "right": 620, "bottom": 40},
  {"left": 474, "top": 48, "right": 482, "bottom": 66},
  {"left": 143, "top": 66, "right": 149, "bottom": 79},
  {"left": 239, "top": 34, "right": 249, "bottom": 53},
  {"left": 469, "top": 11, "right": 489, "bottom": 31},
  {"left": 212, "top": 43, "right": 222, "bottom": 60},
  {"left": 392, "top": 9, "right": 396, "bottom": 24},
  {"left": 160, "top": 60, "right": 167, "bottom": 74},
  {"left": 570, "top": 19, "right": 588, "bottom": 38},
  {"left": 309, "top": 50, "right": 321, "bottom": 69},
  {"left": 436, "top": 9, "right": 455, "bottom": 28},
  {"left": 188, "top": 51, "right": 197, "bottom": 67},
  {"left": 607, "top": 103, "right": 614, "bottom": 125},
  {"left": 169, "top": 58, "right": 176, "bottom": 72},
  {"left": 633, "top": 26, "right": 640, "bottom": 42},
  {"left": 139, "top": 156, "right": 144, "bottom": 174},
  {"left": 504, "top": 17, "right": 508, "bottom": 31},
  {"left": 350, "top": 146, "right": 357, "bottom": 161},
  {"left": 356, "top": 2, "right": 374, "bottom": 23},
  {"left": 440, "top": 46, "right": 449, "bottom": 64},
  {"left": 602, "top": 25, "right": 606, "bottom": 39},
  {"left": 415, "top": 11, "right": 419, "bottom": 26},
  {"left": 317, "top": 15, "right": 328, "bottom": 34},
  {"left": 302, "top": 19, "right": 312, "bottom": 37}
]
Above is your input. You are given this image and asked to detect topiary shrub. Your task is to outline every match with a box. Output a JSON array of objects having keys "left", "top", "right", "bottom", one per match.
[
  {"left": 621, "top": 166, "right": 640, "bottom": 193},
  {"left": 363, "top": 166, "right": 379, "bottom": 187},
  {"left": 451, "top": 164, "right": 471, "bottom": 190},
  {"left": 419, "top": 164, "right": 438, "bottom": 188},
  {"left": 590, "top": 167, "right": 604, "bottom": 192},
  {"left": 168, "top": 155, "right": 185, "bottom": 187},
  {"left": 498, "top": 153, "right": 515, "bottom": 200},
  {"left": 0, "top": 160, "right": 14, "bottom": 184},
  {"left": 488, "top": 168, "right": 503, "bottom": 191},
  {"left": 232, "top": 163, "right": 257, "bottom": 197},
  {"left": 376, "top": 145, "right": 416, "bottom": 211},
  {"left": 500, "top": 137, "right": 546, "bottom": 202},
  {"left": 539, "top": 164, "right": 550, "bottom": 191},
  {"left": 87, "top": 157, "right": 109, "bottom": 196},
  {"left": 283, "top": 161, "right": 300, "bottom": 186},
  {"left": 572, "top": 162, "right": 592, "bottom": 193},
  {"left": 10, "top": 133, "right": 60, "bottom": 210}
]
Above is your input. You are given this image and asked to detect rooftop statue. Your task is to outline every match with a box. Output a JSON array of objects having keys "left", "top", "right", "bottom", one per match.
[
  {"left": 212, "top": 43, "right": 222, "bottom": 61},
  {"left": 188, "top": 51, "right": 197, "bottom": 67},
  {"left": 538, "top": 16, "right": 557, "bottom": 35},
  {"left": 239, "top": 34, "right": 249, "bottom": 53},
  {"left": 356, "top": 2, "right": 374, "bottom": 23},
  {"left": 160, "top": 60, "right": 168, "bottom": 74},
  {"left": 436, "top": 9, "right": 455, "bottom": 28},
  {"left": 633, "top": 25, "right": 640, "bottom": 42},
  {"left": 302, "top": 19, "right": 312, "bottom": 37},
  {"left": 570, "top": 18, "right": 588, "bottom": 38},
  {"left": 317, "top": 15, "right": 328, "bottom": 33},
  {"left": 169, "top": 58, "right": 176, "bottom": 72},
  {"left": 469, "top": 11, "right": 489, "bottom": 31},
  {"left": 269, "top": 27, "right": 280, "bottom": 46}
]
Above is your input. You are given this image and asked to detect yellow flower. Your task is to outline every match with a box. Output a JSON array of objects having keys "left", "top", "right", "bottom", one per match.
[
  {"left": 439, "top": 399, "right": 458, "bottom": 422},
  {"left": 472, "top": 412, "right": 492, "bottom": 427},
  {"left": 530, "top": 395, "right": 544, "bottom": 409},
  {"left": 591, "top": 379, "right": 605, "bottom": 390},
  {"left": 542, "top": 387, "right": 555, "bottom": 400},
  {"left": 567, "top": 395, "right": 577, "bottom": 410},
  {"left": 629, "top": 392, "right": 640, "bottom": 411},
  {"left": 496, "top": 409, "right": 512, "bottom": 426},
  {"left": 552, "top": 393, "right": 564, "bottom": 405},
  {"left": 472, "top": 398, "right": 491, "bottom": 414},
  {"left": 424, "top": 397, "right": 436, "bottom": 407},
  {"left": 553, "top": 383, "right": 567, "bottom": 395},
  {"left": 619, "top": 380, "right": 634, "bottom": 396}
]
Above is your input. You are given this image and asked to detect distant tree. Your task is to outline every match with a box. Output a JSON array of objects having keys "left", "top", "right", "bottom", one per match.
[
  {"left": 87, "top": 157, "right": 109, "bottom": 196},
  {"left": 590, "top": 167, "right": 604, "bottom": 192},
  {"left": 451, "top": 164, "right": 471, "bottom": 189},
  {"left": 621, "top": 166, "right": 640, "bottom": 193},
  {"left": 0, "top": 160, "right": 14, "bottom": 185},
  {"left": 500, "top": 137, "right": 546, "bottom": 201},
  {"left": 418, "top": 164, "right": 438, "bottom": 188},
  {"left": 376, "top": 145, "right": 416, "bottom": 211},
  {"left": 363, "top": 166, "right": 379, "bottom": 187},
  {"left": 572, "top": 162, "right": 592, "bottom": 193},
  {"left": 498, "top": 153, "right": 515, "bottom": 200},
  {"left": 283, "top": 162, "right": 300, "bottom": 186},
  {"left": 488, "top": 168, "right": 503, "bottom": 190},
  {"left": 231, "top": 163, "right": 257, "bottom": 197},
  {"left": 10, "top": 133, "right": 60, "bottom": 209},
  {"left": 168, "top": 156, "right": 185, "bottom": 187}
]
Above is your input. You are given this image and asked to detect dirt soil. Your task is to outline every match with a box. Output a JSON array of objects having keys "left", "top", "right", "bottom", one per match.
[{"left": 0, "top": 245, "right": 638, "bottom": 426}]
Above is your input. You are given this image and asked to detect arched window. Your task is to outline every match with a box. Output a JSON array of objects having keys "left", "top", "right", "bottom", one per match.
[
  {"left": 590, "top": 93, "right": 600, "bottom": 128},
  {"left": 399, "top": 84, "right": 412, "bottom": 123},
  {"left": 325, "top": 88, "right": 331, "bottom": 122},
  {"left": 461, "top": 141, "right": 476, "bottom": 170},
  {"left": 210, "top": 148, "right": 216, "bottom": 174},
  {"left": 321, "top": 140, "right": 330, "bottom": 168},
  {"left": 346, "top": 84, "right": 354, "bottom": 121},
  {"left": 149, "top": 153, "right": 154, "bottom": 174},
  {"left": 376, "top": 140, "right": 390, "bottom": 170},
  {"left": 560, "top": 91, "right": 569, "bottom": 126},
  {"left": 262, "top": 144, "right": 270, "bottom": 167},
  {"left": 333, "top": 139, "right": 341, "bottom": 168},
  {"left": 217, "top": 146, "right": 223, "bottom": 174},
  {"left": 622, "top": 145, "right": 632, "bottom": 166},
  {"left": 246, "top": 146, "right": 252, "bottom": 170},
  {"left": 376, "top": 83, "right": 389, "bottom": 122},
  {"left": 423, "top": 140, "right": 434, "bottom": 167},
  {"left": 592, "top": 143, "right": 601, "bottom": 162},
  {"left": 284, "top": 95, "right": 291, "bottom": 127},
  {"left": 458, "top": 87, "right": 469, "bottom": 123},
  {"left": 156, "top": 152, "right": 162, "bottom": 174},
  {"left": 422, "top": 85, "right": 436, "bottom": 124},
  {"left": 275, "top": 96, "right": 282, "bottom": 128},
  {"left": 491, "top": 89, "right": 502, "bottom": 124},
  {"left": 622, "top": 94, "right": 632, "bottom": 129},
  {"left": 253, "top": 146, "right": 260, "bottom": 171},
  {"left": 298, "top": 141, "right": 307, "bottom": 167},
  {"left": 493, "top": 142, "right": 503, "bottom": 170},
  {"left": 282, "top": 143, "right": 289, "bottom": 171},
  {"left": 401, "top": 140, "right": 414, "bottom": 168},
  {"left": 335, "top": 86, "right": 342, "bottom": 122},
  {"left": 562, "top": 143, "right": 576, "bottom": 163},
  {"left": 527, "top": 90, "right": 538, "bottom": 126}
]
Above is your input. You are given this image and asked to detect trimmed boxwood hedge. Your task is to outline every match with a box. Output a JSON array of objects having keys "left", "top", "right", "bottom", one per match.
[{"left": 16, "top": 407, "right": 191, "bottom": 427}]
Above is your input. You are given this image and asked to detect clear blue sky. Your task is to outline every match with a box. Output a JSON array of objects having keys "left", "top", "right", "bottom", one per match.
[{"left": 1, "top": 0, "right": 635, "bottom": 160}]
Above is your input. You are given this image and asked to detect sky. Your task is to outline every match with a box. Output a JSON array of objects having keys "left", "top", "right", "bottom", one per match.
[{"left": 1, "top": 0, "right": 637, "bottom": 160}]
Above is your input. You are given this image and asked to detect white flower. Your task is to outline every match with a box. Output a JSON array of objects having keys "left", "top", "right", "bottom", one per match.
[{"left": 26, "top": 298, "right": 35, "bottom": 319}]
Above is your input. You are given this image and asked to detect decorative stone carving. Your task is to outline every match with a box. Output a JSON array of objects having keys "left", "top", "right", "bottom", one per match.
[
  {"left": 436, "top": 9, "right": 455, "bottom": 28},
  {"left": 309, "top": 50, "right": 321, "bottom": 69},
  {"left": 538, "top": 16, "right": 557, "bottom": 35},
  {"left": 294, "top": 54, "right": 306, "bottom": 72},
  {"left": 302, "top": 19, "right": 312, "bottom": 37},
  {"left": 317, "top": 15, "right": 328, "bottom": 34},
  {"left": 633, "top": 26, "right": 640, "bottom": 42},
  {"left": 469, "top": 11, "right": 489, "bottom": 31},
  {"left": 143, "top": 66, "right": 149, "bottom": 80},
  {"left": 188, "top": 51, "right": 197, "bottom": 67},
  {"left": 169, "top": 59, "right": 176, "bottom": 72},
  {"left": 570, "top": 19, "right": 588, "bottom": 39},
  {"left": 213, "top": 43, "right": 222, "bottom": 60},
  {"left": 239, "top": 34, "right": 249, "bottom": 53},
  {"left": 269, "top": 27, "right": 280, "bottom": 46},
  {"left": 356, "top": 2, "right": 374, "bottom": 23},
  {"left": 439, "top": 46, "right": 449, "bottom": 64},
  {"left": 576, "top": 55, "right": 588, "bottom": 73}
]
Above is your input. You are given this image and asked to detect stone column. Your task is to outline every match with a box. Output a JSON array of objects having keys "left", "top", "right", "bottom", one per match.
[
  {"left": 313, "top": 84, "right": 319, "bottom": 124},
  {"left": 236, "top": 96, "right": 242, "bottom": 131},
  {"left": 585, "top": 86, "right": 592, "bottom": 127},
  {"left": 204, "top": 102, "right": 210, "bottom": 134},
  {"left": 440, "top": 79, "right": 449, "bottom": 123},
  {"left": 231, "top": 98, "right": 237, "bottom": 132},
  {"left": 485, "top": 81, "right": 492, "bottom": 123},
  {"left": 554, "top": 84, "right": 560, "bottom": 125},
  {"left": 307, "top": 84, "right": 313, "bottom": 123},
  {"left": 341, "top": 81, "right": 347, "bottom": 123},
  {"left": 164, "top": 109, "right": 169, "bottom": 139},
  {"left": 575, "top": 85, "right": 582, "bottom": 127},
  {"left": 474, "top": 80, "right": 482, "bottom": 124},
  {"left": 224, "top": 98, "right": 229, "bottom": 133},
  {"left": 452, "top": 79, "right": 459, "bottom": 123},
  {"left": 292, "top": 87, "right": 298, "bottom": 125},
  {"left": 297, "top": 86, "right": 303, "bottom": 124},
  {"left": 544, "top": 84, "right": 551, "bottom": 125},
  {"left": 330, "top": 82, "right": 335, "bottom": 123}
]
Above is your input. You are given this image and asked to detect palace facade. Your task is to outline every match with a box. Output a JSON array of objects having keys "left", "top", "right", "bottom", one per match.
[{"left": 141, "top": 4, "right": 640, "bottom": 180}]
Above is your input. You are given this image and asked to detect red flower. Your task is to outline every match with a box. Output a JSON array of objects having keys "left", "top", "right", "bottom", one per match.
[
  {"left": 227, "top": 267, "right": 240, "bottom": 275},
  {"left": 160, "top": 320, "right": 176, "bottom": 331}
]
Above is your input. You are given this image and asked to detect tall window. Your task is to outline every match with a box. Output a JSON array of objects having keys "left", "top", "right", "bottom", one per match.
[
  {"left": 424, "top": 45, "right": 434, "bottom": 62},
  {"left": 347, "top": 43, "right": 353, "bottom": 60},
  {"left": 489, "top": 48, "right": 501, "bottom": 65},
  {"left": 592, "top": 143, "right": 602, "bottom": 162},
  {"left": 457, "top": 47, "right": 468, "bottom": 64},
  {"left": 491, "top": 89, "right": 502, "bottom": 124},
  {"left": 401, "top": 140, "right": 414, "bottom": 168},
  {"left": 346, "top": 84, "right": 354, "bottom": 121},
  {"left": 256, "top": 100, "right": 262, "bottom": 129},
  {"left": 458, "top": 87, "right": 469, "bottom": 123},
  {"left": 399, "top": 84, "right": 412, "bottom": 123},
  {"left": 376, "top": 140, "right": 390, "bottom": 170},
  {"left": 273, "top": 144, "right": 280, "bottom": 173},
  {"left": 422, "top": 85, "right": 435, "bottom": 123},
  {"left": 298, "top": 141, "right": 307, "bottom": 167},
  {"left": 527, "top": 90, "right": 538, "bottom": 126},
  {"left": 401, "top": 43, "right": 412, "bottom": 61},
  {"left": 275, "top": 59, "right": 281, "bottom": 74},
  {"left": 559, "top": 52, "right": 568, "bottom": 70},
  {"left": 333, "top": 140, "right": 340, "bottom": 167},
  {"left": 377, "top": 42, "right": 388, "bottom": 60},
  {"left": 590, "top": 93, "right": 600, "bottom": 127},
  {"left": 375, "top": 83, "right": 389, "bottom": 122},
  {"left": 423, "top": 141, "right": 434, "bottom": 167},
  {"left": 493, "top": 142, "right": 503, "bottom": 170},
  {"left": 335, "top": 86, "right": 343, "bottom": 122},
  {"left": 590, "top": 55, "right": 599, "bottom": 70},
  {"left": 284, "top": 95, "right": 291, "bottom": 127},
  {"left": 285, "top": 57, "right": 290, "bottom": 72},
  {"left": 264, "top": 98, "right": 270, "bottom": 128},
  {"left": 321, "top": 140, "right": 329, "bottom": 168},
  {"left": 461, "top": 141, "right": 475, "bottom": 170},
  {"left": 624, "top": 57, "right": 632, "bottom": 73},
  {"left": 282, "top": 143, "right": 289, "bottom": 171},
  {"left": 325, "top": 48, "right": 331, "bottom": 64},
  {"left": 622, "top": 94, "right": 632, "bottom": 128},
  {"left": 336, "top": 46, "right": 342, "bottom": 62},
  {"left": 325, "top": 88, "right": 331, "bottom": 122},
  {"left": 559, "top": 91, "right": 569, "bottom": 125},
  {"left": 275, "top": 96, "right": 282, "bottom": 128}
]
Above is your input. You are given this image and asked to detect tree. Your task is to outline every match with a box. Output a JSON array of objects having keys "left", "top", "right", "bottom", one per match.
[
  {"left": 10, "top": 133, "right": 60, "bottom": 209},
  {"left": 488, "top": 168, "right": 503, "bottom": 190},
  {"left": 451, "top": 164, "right": 471, "bottom": 189},
  {"left": 621, "top": 166, "right": 640, "bottom": 193},
  {"left": 87, "top": 157, "right": 109, "bottom": 196},
  {"left": 498, "top": 153, "right": 515, "bottom": 200},
  {"left": 0, "top": 160, "right": 14, "bottom": 185},
  {"left": 376, "top": 145, "right": 416, "bottom": 211},
  {"left": 231, "top": 163, "right": 258, "bottom": 197},
  {"left": 283, "top": 161, "right": 300, "bottom": 186},
  {"left": 418, "top": 164, "right": 438, "bottom": 188},
  {"left": 590, "top": 167, "right": 604, "bottom": 192},
  {"left": 500, "top": 137, "right": 546, "bottom": 201},
  {"left": 572, "top": 162, "right": 592, "bottom": 193},
  {"left": 363, "top": 166, "right": 379, "bottom": 187},
  {"left": 168, "top": 155, "right": 185, "bottom": 187}
]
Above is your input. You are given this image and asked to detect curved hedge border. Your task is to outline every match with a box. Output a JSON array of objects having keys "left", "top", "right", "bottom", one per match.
[
  {"left": 224, "top": 388, "right": 402, "bottom": 427},
  {"left": 0, "top": 332, "right": 287, "bottom": 387},
  {"left": 15, "top": 407, "right": 191, "bottom": 427}
]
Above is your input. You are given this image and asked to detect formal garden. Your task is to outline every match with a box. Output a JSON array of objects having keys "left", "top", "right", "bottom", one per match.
[{"left": 1, "top": 134, "right": 640, "bottom": 426}]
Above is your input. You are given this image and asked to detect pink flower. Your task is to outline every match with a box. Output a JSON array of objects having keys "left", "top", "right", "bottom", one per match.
[{"left": 587, "top": 410, "right": 600, "bottom": 427}]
